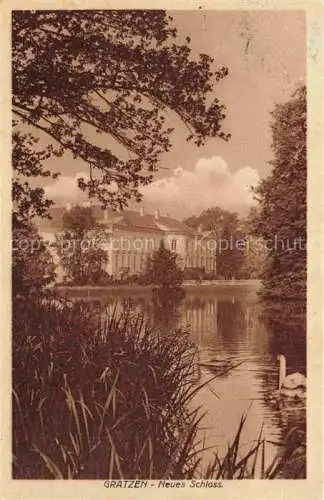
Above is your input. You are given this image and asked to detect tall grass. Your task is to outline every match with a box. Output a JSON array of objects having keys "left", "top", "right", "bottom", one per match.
[
  {"left": 204, "top": 414, "right": 306, "bottom": 479},
  {"left": 12, "top": 298, "right": 305, "bottom": 479},
  {"left": 13, "top": 298, "right": 203, "bottom": 478}
]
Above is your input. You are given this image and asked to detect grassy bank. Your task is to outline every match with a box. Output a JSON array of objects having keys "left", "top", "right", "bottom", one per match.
[{"left": 12, "top": 299, "right": 305, "bottom": 479}]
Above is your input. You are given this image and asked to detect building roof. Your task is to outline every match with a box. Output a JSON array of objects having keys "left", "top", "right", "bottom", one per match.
[{"left": 36, "top": 205, "right": 195, "bottom": 235}]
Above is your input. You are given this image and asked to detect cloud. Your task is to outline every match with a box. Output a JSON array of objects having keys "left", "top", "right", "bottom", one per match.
[
  {"left": 44, "top": 157, "right": 260, "bottom": 218},
  {"left": 45, "top": 171, "right": 119, "bottom": 204},
  {"left": 140, "top": 156, "right": 260, "bottom": 217},
  {"left": 44, "top": 172, "right": 88, "bottom": 203}
]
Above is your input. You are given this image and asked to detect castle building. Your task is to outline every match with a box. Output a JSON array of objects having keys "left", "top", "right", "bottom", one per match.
[{"left": 37, "top": 205, "right": 217, "bottom": 282}]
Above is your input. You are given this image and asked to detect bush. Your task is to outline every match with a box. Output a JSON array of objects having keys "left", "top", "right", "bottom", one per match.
[{"left": 142, "top": 243, "right": 184, "bottom": 289}]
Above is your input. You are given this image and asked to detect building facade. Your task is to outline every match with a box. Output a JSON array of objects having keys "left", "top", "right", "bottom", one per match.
[{"left": 37, "top": 205, "right": 217, "bottom": 281}]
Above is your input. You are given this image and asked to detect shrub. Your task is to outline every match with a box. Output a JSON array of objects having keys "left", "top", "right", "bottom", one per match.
[{"left": 141, "top": 242, "right": 184, "bottom": 289}]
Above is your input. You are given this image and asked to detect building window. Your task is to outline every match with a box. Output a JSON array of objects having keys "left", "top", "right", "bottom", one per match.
[
  {"left": 147, "top": 239, "right": 154, "bottom": 251},
  {"left": 171, "top": 239, "right": 177, "bottom": 251}
]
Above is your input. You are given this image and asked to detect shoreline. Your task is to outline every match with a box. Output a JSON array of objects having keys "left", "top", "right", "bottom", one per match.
[{"left": 55, "top": 279, "right": 262, "bottom": 294}]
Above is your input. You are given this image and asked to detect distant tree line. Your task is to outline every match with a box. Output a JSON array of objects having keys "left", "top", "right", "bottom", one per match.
[{"left": 184, "top": 206, "right": 267, "bottom": 280}]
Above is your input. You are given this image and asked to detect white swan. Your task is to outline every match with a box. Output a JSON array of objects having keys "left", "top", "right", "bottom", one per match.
[{"left": 277, "top": 354, "right": 306, "bottom": 399}]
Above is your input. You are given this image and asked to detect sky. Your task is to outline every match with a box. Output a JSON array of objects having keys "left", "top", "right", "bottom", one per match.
[{"left": 43, "top": 10, "right": 306, "bottom": 219}]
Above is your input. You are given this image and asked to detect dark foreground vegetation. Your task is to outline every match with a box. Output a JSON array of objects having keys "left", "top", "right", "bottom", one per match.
[
  {"left": 13, "top": 299, "right": 305, "bottom": 479},
  {"left": 13, "top": 299, "right": 198, "bottom": 479}
]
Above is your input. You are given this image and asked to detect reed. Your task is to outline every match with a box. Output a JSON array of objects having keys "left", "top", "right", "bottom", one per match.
[
  {"left": 13, "top": 299, "right": 200, "bottom": 478},
  {"left": 12, "top": 299, "right": 305, "bottom": 479},
  {"left": 204, "top": 414, "right": 306, "bottom": 479}
]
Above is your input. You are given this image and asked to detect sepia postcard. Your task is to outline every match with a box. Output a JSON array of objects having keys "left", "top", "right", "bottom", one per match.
[{"left": 1, "top": 1, "right": 323, "bottom": 499}]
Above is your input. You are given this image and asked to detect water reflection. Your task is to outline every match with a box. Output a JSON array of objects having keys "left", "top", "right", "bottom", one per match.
[
  {"left": 67, "top": 285, "right": 306, "bottom": 477},
  {"left": 148, "top": 288, "right": 185, "bottom": 332}
]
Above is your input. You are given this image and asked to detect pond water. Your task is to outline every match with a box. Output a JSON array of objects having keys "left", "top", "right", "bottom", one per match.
[{"left": 65, "top": 282, "right": 306, "bottom": 477}]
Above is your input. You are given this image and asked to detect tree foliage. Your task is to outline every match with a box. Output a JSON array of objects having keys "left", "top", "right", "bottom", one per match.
[
  {"left": 184, "top": 207, "right": 245, "bottom": 279},
  {"left": 253, "top": 86, "right": 306, "bottom": 299},
  {"left": 12, "top": 10, "right": 230, "bottom": 211},
  {"left": 56, "top": 205, "right": 109, "bottom": 285},
  {"left": 142, "top": 242, "right": 184, "bottom": 289},
  {"left": 239, "top": 208, "right": 268, "bottom": 279},
  {"left": 12, "top": 131, "right": 62, "bottom": 229},
  {"left": 12, "top": 224, "right": 56, "bottom": 300}
]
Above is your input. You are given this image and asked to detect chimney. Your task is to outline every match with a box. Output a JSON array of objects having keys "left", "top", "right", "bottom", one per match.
[
  {"left": 139, "top": 206, "right": 145, "bottom": 217},
  {"left": 65, "top": 202, "right": 71, "bottom": 211},
  {"left": 154, "top": 208, "right": 160, "bottom": 220},
  {"left": 198, "top": 224, "right": 202, "bottom": 233}
]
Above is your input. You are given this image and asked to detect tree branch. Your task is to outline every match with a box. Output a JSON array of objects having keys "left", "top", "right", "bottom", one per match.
[
  {"left": 13, "top": 107, "right": 70, "bottom": 151},
  {"left": 94, "top": 90, "right": 162, "bottom": 145},
  {"left": 73, "top": 105, "right": 145, "bottom": 159},
  {"left": 13, "top": 107, "right": 121, "bottom": 180}
]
